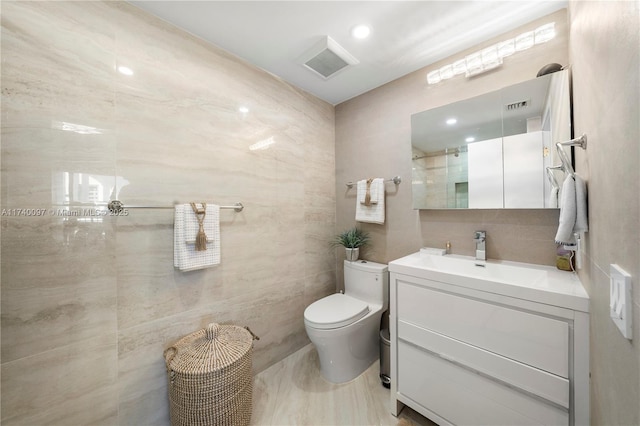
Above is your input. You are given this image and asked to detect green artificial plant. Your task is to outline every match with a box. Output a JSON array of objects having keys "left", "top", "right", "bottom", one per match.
[{"left": 332, "top": 227, "right": 370, "bottom": 249}]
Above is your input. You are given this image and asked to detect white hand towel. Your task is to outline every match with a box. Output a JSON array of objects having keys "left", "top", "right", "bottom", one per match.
[
  {"left": 174, "top": 203, "right": 220, "bottom": 271},
  {"left": 555, "top": 175, "right": 577, "bottom": 244},
  {"left": 357, "top": 178, "right": 385, "bottom": 205},
  {"left": 555, "top": 174, "right": 589, "bottom": 244},
  {"left": 574, "top": 175, "right": 588, "bottom": 233},
  {"left": 357, "top": 179, "right": 379, "bottom": 205},
  {"left": 173, "top": 204, "right": 185, "bottom": 268},
  {"left": 548, "top": 186, "right": 559, "bottom": 208},
  {"left": 369, "top": 178, "right": 383, "bottom": 204},
  {"left": 356, "top": 178, "right": 385, "bottom": 224}
]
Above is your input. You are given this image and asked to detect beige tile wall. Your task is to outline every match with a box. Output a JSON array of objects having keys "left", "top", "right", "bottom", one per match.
[
  {"left": 0, "top": 2, "right": 335, "bottom": 424},
  {"left": 569, "top": 1, "right": 640, "bottom": 424},
  {"left": 335, "top": 9, "right": 569, "bottom": 287}
]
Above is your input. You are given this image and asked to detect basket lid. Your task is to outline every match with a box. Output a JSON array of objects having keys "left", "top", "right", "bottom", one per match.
[{"left": 165, "top": 323, "right": 253, "bottom": 374}]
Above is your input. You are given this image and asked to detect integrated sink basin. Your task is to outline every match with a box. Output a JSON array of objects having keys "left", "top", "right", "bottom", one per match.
[
  {"left": 417, "top": 253, "right": 547, "bottom": 287},
  {"left": 389, "top": 252, "right": 589, "bottom": 312}
]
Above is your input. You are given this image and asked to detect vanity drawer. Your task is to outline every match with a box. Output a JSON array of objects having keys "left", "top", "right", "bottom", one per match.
[
  {"left": 397, "top": 280, "right": 569, "bottom": 377},
  {"left": 398, "top": 320, "right": 569, "bottom": 408},
  {"left": 398, "top": 341, "right": 569, "bottom": 426}
]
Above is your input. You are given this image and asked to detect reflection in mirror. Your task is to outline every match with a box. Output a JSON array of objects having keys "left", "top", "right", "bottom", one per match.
[{"left": 411, "top": 69, "right": 571, "bottom": 209}]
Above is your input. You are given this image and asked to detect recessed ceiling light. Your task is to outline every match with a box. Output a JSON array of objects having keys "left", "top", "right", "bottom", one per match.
[
  {"left": 117, "top": 66, "right": 134, "bottom": 76},
  {"left": 465, "top": 137, "right": 475, "bottom": 142},
  {"left": 239, "top": 106, "right": 249, "bottom": 113},
  {"left": 446, "top": 118, "right": 457, "bottom": 125},
  {"left": 351, "top": 25, "right": 371, "bottom": 39}
]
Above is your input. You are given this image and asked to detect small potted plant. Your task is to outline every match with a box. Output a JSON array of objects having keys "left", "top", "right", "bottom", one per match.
[{"left": 332, "top": 227, "right": 370, "bottom": 261}]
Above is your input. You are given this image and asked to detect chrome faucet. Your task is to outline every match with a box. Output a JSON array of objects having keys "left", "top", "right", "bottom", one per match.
[{"left": 474, "top": 231, "right": 486, "bottom": 261}]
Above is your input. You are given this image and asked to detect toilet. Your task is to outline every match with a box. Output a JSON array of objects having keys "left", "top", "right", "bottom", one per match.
[{"left": 304, "top": 259, "right": 389, "bottom": 383}]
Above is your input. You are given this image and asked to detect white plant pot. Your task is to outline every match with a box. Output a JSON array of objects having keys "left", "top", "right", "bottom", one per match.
[{"left": 345, "top": 247, "right": 360, "bottom": 262}]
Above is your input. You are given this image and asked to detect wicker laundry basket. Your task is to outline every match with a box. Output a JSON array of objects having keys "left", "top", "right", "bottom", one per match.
[{"left": 164, "top": 323, "right": 258, "bottom": 426}]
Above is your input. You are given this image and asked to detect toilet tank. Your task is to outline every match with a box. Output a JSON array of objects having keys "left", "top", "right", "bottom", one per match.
[{"left": 344, "top": 260, "right": 389, "bottom": 309}]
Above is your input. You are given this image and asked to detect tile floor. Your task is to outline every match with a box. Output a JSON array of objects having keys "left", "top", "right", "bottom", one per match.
[{"left": 251, "top": 344, "right": 436, "bottom": 425}]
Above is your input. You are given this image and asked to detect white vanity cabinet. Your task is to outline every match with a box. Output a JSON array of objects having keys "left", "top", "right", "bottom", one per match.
[{"left": 389, "top": 253, "right": 590, "bottom": 426}]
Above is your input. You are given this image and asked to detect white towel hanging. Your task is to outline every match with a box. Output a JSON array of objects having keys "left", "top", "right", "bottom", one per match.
[
  {"left": 574, "top": 175, "right": 588, "bottom": 234},
  {"left": 358, "top": 178, "right": 383, "bottom": 205},
  {"left": 174, "top": 203, "right": 220, "bottom": 271},
  {"left": 356, "top": 178, "right": 385, "bottom": 224},
  {"left": 555, "top": 174, "right": 588, "bottom": 245}
]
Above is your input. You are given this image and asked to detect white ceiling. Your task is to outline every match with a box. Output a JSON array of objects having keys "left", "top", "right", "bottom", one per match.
[{"left": 130, "top": 1, "right": 567, "bottom": 105}]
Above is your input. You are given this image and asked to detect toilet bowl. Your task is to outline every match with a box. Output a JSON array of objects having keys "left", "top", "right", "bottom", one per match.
[{"left": 304, "top": 260, "right": 388, "bottom": 383}]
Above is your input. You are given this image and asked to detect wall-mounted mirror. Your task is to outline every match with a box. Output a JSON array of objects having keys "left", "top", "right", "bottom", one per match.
[{"left": 411, "top": 69, "right": 571, "bottom": 209}]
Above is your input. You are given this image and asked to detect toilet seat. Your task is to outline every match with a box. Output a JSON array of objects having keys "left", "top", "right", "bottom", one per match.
[{"left": 304, "top": 293, "right": 369, "bottom": 330}]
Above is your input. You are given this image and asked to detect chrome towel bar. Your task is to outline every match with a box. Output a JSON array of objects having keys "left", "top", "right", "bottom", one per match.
[
  {"left": 107, "top": 200, "right": 244, "bottom": 213},
  {"left": 345, "top": 175, "right": 402, "bottom": 189}
]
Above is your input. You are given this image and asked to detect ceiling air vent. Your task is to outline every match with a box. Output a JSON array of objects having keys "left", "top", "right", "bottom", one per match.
[
  {"left": 299, "top": 36, "right": 359, "bottom": 80},
  {"left": 505, "top": 99, "right": 530, "bottom": 111}
]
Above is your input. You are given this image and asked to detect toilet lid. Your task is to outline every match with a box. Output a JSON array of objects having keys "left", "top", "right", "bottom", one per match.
[{"left": 304, "top": 293, "right": 369, "bottom": 330}]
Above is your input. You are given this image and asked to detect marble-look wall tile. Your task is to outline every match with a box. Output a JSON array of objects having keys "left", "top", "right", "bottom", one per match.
[
  {"left": 115, "top": 210, "right": 217, "bottom": 329},
  {"left": 0, "top": 2, "right": 117, "bottom": 208},
  {"left": 1, "top": 215, "right": 117, "bottom": 363},
  {"left": 0, "top": 2, "right": 115, "bottom": 115},
  {"left": 304, "top": 270, "right": 337, "bottom": 306},
  {"left": 2, "top": 1, "right": 335, "bottom": 425},
  {"left": 1, "top": 333, "right": 118, "bottom": 426},
  {"left": 335, "top": 10, "right": 569, "bottom": 275},
  {"left": 569, "top": 1, "right": 640, "bottom": 424},
  {"left": 1, "top": 128, "right": 116, "bottom": 204}
]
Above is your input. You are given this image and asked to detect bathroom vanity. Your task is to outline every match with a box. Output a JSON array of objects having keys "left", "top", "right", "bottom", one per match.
[{"left": 389, "top": 252, "right": 590, "bottom": 426}]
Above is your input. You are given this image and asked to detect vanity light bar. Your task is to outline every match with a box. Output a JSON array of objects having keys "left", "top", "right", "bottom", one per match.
[{"left": 427, "top": 22, "right": 556, "bottom": 85}]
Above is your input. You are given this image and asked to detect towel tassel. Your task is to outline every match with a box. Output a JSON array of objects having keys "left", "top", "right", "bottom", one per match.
[
  {"left": 364, "top": 178, "right": 373, "bottom": 206},
  {"left": 190, "top": 202, "right": 208, "bottom": 251}
]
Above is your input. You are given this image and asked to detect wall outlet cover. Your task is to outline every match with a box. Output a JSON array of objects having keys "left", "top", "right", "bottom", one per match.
[{"left": 610, "top": 264, "right": 633, "bottom": 340}]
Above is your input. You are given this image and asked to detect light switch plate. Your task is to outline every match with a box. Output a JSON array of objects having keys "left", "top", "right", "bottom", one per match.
[{"left": 610, "top": 264, "right": 633, "bottom": 340}]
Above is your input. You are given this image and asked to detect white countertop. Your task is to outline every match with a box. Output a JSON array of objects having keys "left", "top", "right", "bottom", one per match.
[{"left": 389, "top": 252, "right": 590, "bottom": 313}]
